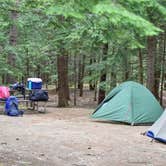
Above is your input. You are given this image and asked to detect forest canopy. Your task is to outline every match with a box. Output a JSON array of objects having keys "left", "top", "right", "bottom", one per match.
[{"left": 0, "top": 0, "right": 166, "bottom": 106}]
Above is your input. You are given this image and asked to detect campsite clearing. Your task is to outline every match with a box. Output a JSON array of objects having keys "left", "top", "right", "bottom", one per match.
[{"left": 0, "top": 107, "right": 166, "bottom": 166}]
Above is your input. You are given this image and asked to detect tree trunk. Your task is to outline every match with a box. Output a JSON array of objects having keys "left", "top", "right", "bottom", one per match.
[
  {"left": 94, "top": 80, "right": 98, "bottom": 101},
  {"left": 154, "top": 35, "right": 163, "bottom": 100},
  {"left": 57, "top": 54, "right": 69, "bottom": 107},
  {"left": 123, "top": 52, "right": 129, "bottom": 81},
  {"left": 98, "top": 74, "right": 107, "bottom": 104},
  {"left": 154, "top": 70, "right": 160, "bottom": 100},
  {"left": 74, "top": 54, "right": 77, "bottom": 106},
  {"left": 2, "top": 75, "right": 5, "bottom": 84},
  {"left": 160, "top": 30, "right": 166, "bottom": 106},
  {"left": 138, "top": 49, "right": 143, "bottom": 84},
  {"left": 79, "top": 55, "right": 85, "bottom": 97},
  {"left": 78, "top": 56, "right": 81, "bottom": 89},
  {"left": 36, "top": 65, "right": 41, "bottom": 78},
  {"left": 98, "top": 43, "right": 108, "bottom": 104},
  {"left": 89, "top": 58, "right": 95, "bottom": 90},
  {"left": 110, "top": 71, "right": 117, "bottom": 89},
  {"left": 7, "top": 1, "right": 19, "bottom": 83},
  {"left": 146, "top": 36, "right": 156, "bottom": 96},
  {"left": 25, "top": 48, "right": 30, "bottom": 79}
]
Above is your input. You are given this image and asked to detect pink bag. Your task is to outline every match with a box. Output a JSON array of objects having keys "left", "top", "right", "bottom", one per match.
[{"left": 0, "top": 86, "right": 10, "bottom": 99}]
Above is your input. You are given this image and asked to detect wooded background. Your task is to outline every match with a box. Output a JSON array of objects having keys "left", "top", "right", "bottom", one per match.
[{"left": 0, "top": 0, "right": 166, "bottom": 107}]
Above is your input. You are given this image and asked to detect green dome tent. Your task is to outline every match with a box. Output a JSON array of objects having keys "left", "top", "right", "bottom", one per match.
[{"left": 92, "top": 81, "right": 163, "bottom": 125}]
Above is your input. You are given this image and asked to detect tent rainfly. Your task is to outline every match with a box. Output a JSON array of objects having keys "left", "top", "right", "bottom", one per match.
[
  {"left": 146, "top": 109, "right": 166, "bottom": 143},
  {"left": 91, "top": 81, "right": 163, "bottom": 125}
]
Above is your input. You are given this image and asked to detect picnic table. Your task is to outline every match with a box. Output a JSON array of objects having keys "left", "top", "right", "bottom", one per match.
[
  {"left": 18, "top": 99, "right": 47, "bottom": 113},
  {"left": 18, "top": 88, "right": 48, "bottom": 113},
  {"left": 0, "top": 88, "right": 48, "bottom": 113},
  {"left": 0, "top": 99, "right": 47, "bottom": 113}
]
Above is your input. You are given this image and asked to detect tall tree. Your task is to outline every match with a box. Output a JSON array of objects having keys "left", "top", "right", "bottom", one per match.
[
  {"left": 98, "top": 43, "right": 108, "bottom": 104},
  {"left": 79, "top": 55, "right": 85, "bottom": 97},
  {"left": 57, "top": 54, "right": 69, "bottom": 107},
  {"left": 7, "top": 0, "right": 19, "bottom": 83},
  {"left": 138, "top": 48, "right": 144, "bottom": 84},
  {"left": 146, "top": 36, "right": 156, "bottom": 95}
]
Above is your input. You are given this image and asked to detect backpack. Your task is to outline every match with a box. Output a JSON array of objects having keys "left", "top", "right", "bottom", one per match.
[
  {"left": 5, "top": 96, "right": 23, "bottom": 116},
  {"left": 11, "top": 82, "right": 25, "bottom": 94},
  {"left": 0, "top": 86, "right": 10, "bottom": 100},
  {"left": 29, "top": 89, "right": 48, "bottom": 101}
]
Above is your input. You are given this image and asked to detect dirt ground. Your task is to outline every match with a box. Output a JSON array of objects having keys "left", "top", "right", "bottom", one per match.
[{"left": 0, "top": 90, "right": 166, "bottom": 166}]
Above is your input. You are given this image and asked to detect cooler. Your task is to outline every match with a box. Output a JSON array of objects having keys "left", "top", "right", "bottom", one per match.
[{"left": 27, "top": 78, "right": 42, "bottom": 90}]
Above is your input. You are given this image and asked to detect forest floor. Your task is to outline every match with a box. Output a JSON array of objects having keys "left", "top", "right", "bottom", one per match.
[{"left": 0, "top": 90, "right": 166, "bottom": 166}]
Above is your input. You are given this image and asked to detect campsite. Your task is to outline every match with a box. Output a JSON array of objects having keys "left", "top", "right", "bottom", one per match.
[
  {"left": 0, "top": 1, "right": 166, "bottom": 166},
  {"left": 0, "top": 90, "right": 166, "bottom": 166}
]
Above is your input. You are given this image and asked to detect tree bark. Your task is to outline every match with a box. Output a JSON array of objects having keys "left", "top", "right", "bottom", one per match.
[
  {"left": 78, "top": 56, "right": 81, "bottom": 89},
  {"left": 25, "top": 48, "right": 30, "bottom": 79},
  {"left": 7, "top": 1, "right": 19, "bottom": 83},
  {"left": 57, "top": 54, "right": 69, "bottom": 107},
  {"left": 98, "top": 74, "right": 106, "bottom": 104},
  {"left": 98, "top": 43, "right": 108, "bottom": 104},
  {"left": 2, "top": 75, "right": 5, "bottom": 84},
  {"left": 74, "top": 54, "right": 77, "bottom": 106},
  {"left": 123, "top": 52, "right": 129, "bottom": 81},
  {"left": 89, "top": 58, "right": 95, "bottom": 90},
  {"left": 160, "top": 30, "right": 166, "bottom": 105},
  {"left": 79, "top": 55, "right": 85, "bottom": 97},
  {"left": 154, "top": 35, "right": 163, "bottom": 100},
  {"left": 138, "top": 49, "right": 143, "bottom": 84},
  {"left": 94, "top": 80, "right": 98, "bottom": 101},
  {"left": 146, "top": 36, "right": 156, "bottom": 95},
  {"left": 110, "top": 71, "right": 117, "bottom": 89}
]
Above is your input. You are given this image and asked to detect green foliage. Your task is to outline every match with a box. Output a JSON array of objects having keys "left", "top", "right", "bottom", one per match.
[
  {"left": 0, "top": 0, "right": 165, "bottom": 91},
  {"left": 118, "top": 0, "right": 166, "bottom": 25},
  {"left": 47, "top": 3, "right": 83, "bottom": 19},
  {"left": 93, "top": 2, "right": 162, "bottom": 36}
]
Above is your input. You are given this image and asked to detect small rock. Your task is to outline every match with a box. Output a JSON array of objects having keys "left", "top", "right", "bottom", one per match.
[
  {"left": 39, "top": 153, "right": 45, "bottom": 157},
  {"left": 88, "top": 146, "right": 91, "bottom": 149},
  {"left": 1, "top": 142, "right": 7, "bottom": 145},
  {"left": 16, "top": 138, "right": 20, "bottom": 141},
  {"left": 85, "top": 153, "right": 96, "bottom": 156}
]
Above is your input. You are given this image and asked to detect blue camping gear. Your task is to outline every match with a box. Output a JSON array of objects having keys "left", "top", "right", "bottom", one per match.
[
  {"left": 5, "top": 96, "right": 24, "bottom": 116},
  {"left": 10, "top": 82, "right": 25, "bottom": 99},
  {"left": 27, "top": 78, "right": 42, "bottom": 90},
  {"left": 29, "top": 89, "right": 48, "bottom": 101},
  {"left": 146, "top": 109, "right": 166, "bottom": 143},
  {"left": 11, "top": 82, "right": 25, "bottom": 92}
]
